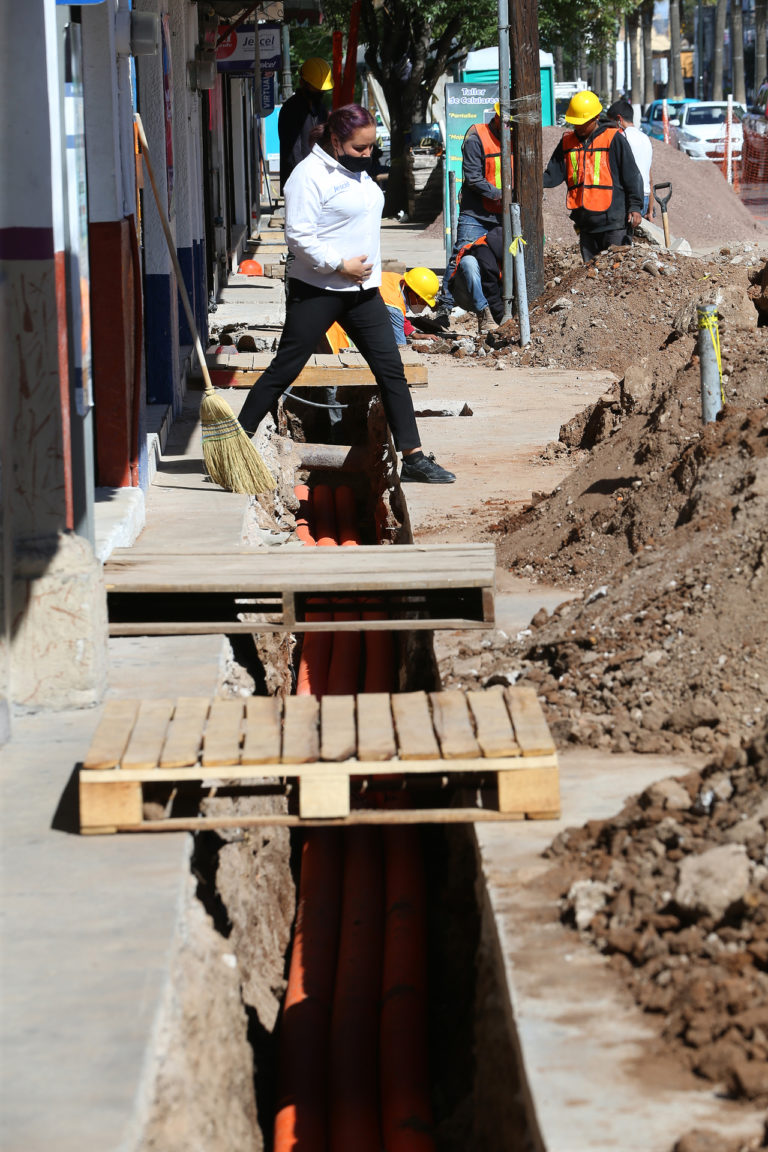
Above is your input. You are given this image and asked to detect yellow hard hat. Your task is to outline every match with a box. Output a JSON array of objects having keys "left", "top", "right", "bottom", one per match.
[
  {"left": 300, "top": 57, "right": 333, "bottom": 92},
  {"left": 403, "top": 266, "right": 439, "bottom": 308},
  {"left": 494, "top": 100, "right": 500, "bottom": 115},
  {"left": 564, "top": 90, "right": 602, "bottom": 124}
]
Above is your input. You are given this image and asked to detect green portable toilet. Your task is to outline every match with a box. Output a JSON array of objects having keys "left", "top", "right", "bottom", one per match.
[{"left": 461, "top": 47, "right": 555, "bottom": 126}]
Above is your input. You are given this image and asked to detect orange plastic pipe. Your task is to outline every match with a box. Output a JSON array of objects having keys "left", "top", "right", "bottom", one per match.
[
  {"left": 313, "top": 484, "right": 338, "bottom": 548},
  {"left": 295, "top": 486, "right": 333, "bottom": 698},
  {"left": 273, "top": 829, "right": 343, "bottom": 1152},
  {"left": 329, "top": 827, "right": 385, "bottom": 1151},
  {"left": 380, "top": 827, "right": 436, "bottom": 1152},
  {"left": 295, "top": 483, "right": 316, "bottom": 545},
  {"left": 327, "top": 485, "right": 361, "bottom": 695}
]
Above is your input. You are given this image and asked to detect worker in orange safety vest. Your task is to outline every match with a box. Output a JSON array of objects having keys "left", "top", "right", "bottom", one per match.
[
  {"left": 439, "top": 102, "right": 513, "bottom": 308},
  {"left": 327, "top": 267, "right": 440, "bottom": 350},
  {"left": 543, "top": 89, "right": 643, "bottom": 263}
]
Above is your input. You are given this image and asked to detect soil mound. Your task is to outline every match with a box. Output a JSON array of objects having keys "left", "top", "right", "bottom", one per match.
[
  {"left": 439, "top": 259, "right": 768, "bottom": 762},
  {"left": 547, "top": 722, "right": 768, "bottom": 1114},
  {"left": 488, "top": 240, "right": 761, "bottom": 375}
]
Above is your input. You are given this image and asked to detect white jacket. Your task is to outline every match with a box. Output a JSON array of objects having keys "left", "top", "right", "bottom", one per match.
[{"left": 284, "top": 143, "right": 384, "bottom": 292}]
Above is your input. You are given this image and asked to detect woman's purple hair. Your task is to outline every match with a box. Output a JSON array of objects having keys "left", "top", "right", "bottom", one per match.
[{"left": 313, "top": 103, "right": 375, "bottom": 148}]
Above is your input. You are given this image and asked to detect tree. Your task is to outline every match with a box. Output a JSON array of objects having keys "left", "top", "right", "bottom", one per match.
[
  {"left": 756, "top": 0, "right": 767, "bottom": 100},
  {"left": 712, "top": 0, "right": 727, "bottom": 100},
  {"left": 324, "top": 0, "right": 497, "bottom": 215},
  {"left": 669, "top": 0, "right": 685, "bottom": 98},
  {"left": 730, "top": 0, "right": 746, "bottom": 104},
  {"left": 627, "top": 7, "right": 642, "bottom": 104},
  {"left": 641, "top": 0, "right": 655, "bottom": 103}
]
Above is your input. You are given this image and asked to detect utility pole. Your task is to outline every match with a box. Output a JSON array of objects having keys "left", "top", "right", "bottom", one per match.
[
  {"left": 508, "top": 0, "right": 544, "bottom": 300},
  {"left": 497, "top": 0, "right": 513, "bottom": 319}
]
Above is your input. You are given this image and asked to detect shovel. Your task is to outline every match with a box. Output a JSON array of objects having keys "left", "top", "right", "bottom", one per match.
[{"left": 653, "top": 182, "right": 673, "bottom": 249}]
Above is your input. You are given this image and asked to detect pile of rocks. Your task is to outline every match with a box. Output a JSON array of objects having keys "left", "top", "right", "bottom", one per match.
[{"left": 548, "top": 723, "right": 768, "bottom": 1106}]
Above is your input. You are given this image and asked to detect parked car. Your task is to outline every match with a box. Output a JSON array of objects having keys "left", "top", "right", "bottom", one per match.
[
  {"left": 641, "top": 98, "right": 697, "bottom": 140},
  {"left": 675, "top": 100, "right": 746, "bottom": 162}
]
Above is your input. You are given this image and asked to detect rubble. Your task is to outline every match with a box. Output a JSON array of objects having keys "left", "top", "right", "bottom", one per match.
[{"left": 547, "top": 723, "right": 768, "bottom": 1106}]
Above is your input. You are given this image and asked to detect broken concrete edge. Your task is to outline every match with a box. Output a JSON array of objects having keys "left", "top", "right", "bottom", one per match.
[{"left": 471, "top": 748, "right": 767, "bottom": 1152}]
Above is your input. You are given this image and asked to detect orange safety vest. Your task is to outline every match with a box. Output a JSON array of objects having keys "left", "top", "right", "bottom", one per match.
[
  {"left": 450, "top": 234, "right": 495, "bottom": 285},
  {"left": 379, "top": 270, "right": 407, "bottom": 316},
  {"left": 464, "top": 122, "right": 512, "bottom": 215},
  {"left": 562, "top": 125, "right": 619, "bottom": 213}
]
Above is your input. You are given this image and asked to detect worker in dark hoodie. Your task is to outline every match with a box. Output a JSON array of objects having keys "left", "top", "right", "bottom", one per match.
[
  {"left": 543, "top": 89, "right": 643, "bottom": 263},
  {"left": 447, "top": 225, "right": 505, "bottom": 333}
]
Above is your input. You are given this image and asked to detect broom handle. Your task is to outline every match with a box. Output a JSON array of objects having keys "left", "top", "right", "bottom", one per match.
[{"left": 134, "top": 114, "right": 215, "bottom": 397}]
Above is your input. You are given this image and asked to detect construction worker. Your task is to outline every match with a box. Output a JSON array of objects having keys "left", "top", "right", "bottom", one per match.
[
  {"left": 440, "top": 101, "right": 512, "bottom": 308},
  {"left": 278, "top": 57, "right": 333, "bottom": 193},
  {"left": 448, "top": 226, "right": 505, "bottom": 333},
  {"left": 543, "top": 90, "right": 643, "bottom": 263},
  {"left": 380, "top": 267, "right": 440, "bottom": 345}
]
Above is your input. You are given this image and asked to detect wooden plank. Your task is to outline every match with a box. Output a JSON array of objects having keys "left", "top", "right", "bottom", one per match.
[
  {"left": 121, "top": 699, "right": 175, "bottom": 770},
  {"left": 467, "top": 688, "right": 520, "bottom": 758},
  {"left": 202, "top": 699, "right": 244, "bottom": 767},
  {"left": 356, "top": 693, "right": 396, "bottom": 761},
  {"left": 159, "top": 698, "right": 210, "bottom": 769},
  {"left": 320, "top": 695, "right": 356, "bottom": 762},
  {"left": 282, "top": 695, "right": 320, "bottom": 764},
  {"left": 429, "top": 690, "right": 480, "bottom": 759},
  {"left": 299, "top": 772, "right": 350, "bottom": 818},
  {"left": 92, "top": 807, "right": 537, "bottom": 833},
  {"left": 190, "top": 362, "right": 428, "bottom": 389},
  {"left": 504, "top": 686, "right": 556, "bottom": 756},
  {"left": 105, "top": 543, "right": 496, "bottom": 593},
  {"left": 79, "top": 778, "right": 143, "bottom": 831},
  {"left": 109, "top": 616, "right": 489, "bottom": 637},
  {"left": 81, "top": 753, "right": 557, "bottom": 785},
  {"left": 497, "top": 766, "right": 560, "bottom": 817},
  {"left": 82, "top": 699, "right": 140, "bottom": 770},
  {"left": 241, "top": 696, "right": 283, "bottom": 765},
  {"left": 391, "top": 692, "right": 440, "bottom": 760}
]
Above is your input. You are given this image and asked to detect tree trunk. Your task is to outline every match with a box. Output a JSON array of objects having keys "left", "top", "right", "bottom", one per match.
[
  {"left": 641, "top": 0, "right": 655, "bottom": 104},
  {"left": 669, "top": 0, "right": 684, "bottom": 98},
  {"left": 712, "top": 0, "right": 727, "bottom": 100},
  {"left": 577, "top": 43, "right": 588, "bottom": 83},
  {"left": 508, "top": 0, "right": 544, "bottom": 301},
  {"left": 731, "top": 0, "right": 746, "bottom": 104},
  {"left": 628, "top": 10, "right": 642, "bottom": 105},
  {"left": 756, "top": 0, "right": 767, "bottom": 100},
  {"left": 554, "top": 43, "right": 564, "bottom": 83}
]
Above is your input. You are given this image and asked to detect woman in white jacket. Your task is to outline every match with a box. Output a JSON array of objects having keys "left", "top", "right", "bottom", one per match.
[{"left": 238, "top": 104, "right": 455, "bottom": 484}]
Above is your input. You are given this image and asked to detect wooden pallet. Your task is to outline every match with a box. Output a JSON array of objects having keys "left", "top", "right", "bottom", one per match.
[
  {"left": 191, "top": 349, "right": 428, "bottom": 390},
  {"left": 78, "top": 686, "right": 560, "bottom": 833},
  {"left": 105, "top": 543, "right": 495, "bottom": 636}
]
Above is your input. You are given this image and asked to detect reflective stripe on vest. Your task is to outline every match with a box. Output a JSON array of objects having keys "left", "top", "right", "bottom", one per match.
[
  {"left": 465, "top": 121, "right": 512, "bottom": 215},
  {"left": 562, "top": 126, "right": 618, "bottom": 213}
]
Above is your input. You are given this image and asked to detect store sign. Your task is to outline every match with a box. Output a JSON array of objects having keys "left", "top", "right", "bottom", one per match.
[{"left": 216, "top": 23, "right": 281, "bottom": 74}]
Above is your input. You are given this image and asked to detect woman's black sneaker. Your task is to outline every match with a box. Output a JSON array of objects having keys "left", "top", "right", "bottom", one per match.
[{"left": 400, "top": 452, "right": 456, "bottom": 484}]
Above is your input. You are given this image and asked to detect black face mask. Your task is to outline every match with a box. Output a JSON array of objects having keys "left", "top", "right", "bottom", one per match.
[{"left": 338, "top": 152, "right": 373, "bottom": 174}]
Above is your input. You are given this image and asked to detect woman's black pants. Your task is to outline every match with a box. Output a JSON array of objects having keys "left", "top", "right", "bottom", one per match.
[{"left": 238, "top": 279, "right": 421, "bottom": 452}]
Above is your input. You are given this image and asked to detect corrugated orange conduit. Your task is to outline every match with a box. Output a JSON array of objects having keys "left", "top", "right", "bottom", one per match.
[{"left": 275, "top": 482, "right": 435, "bottom": 1152}]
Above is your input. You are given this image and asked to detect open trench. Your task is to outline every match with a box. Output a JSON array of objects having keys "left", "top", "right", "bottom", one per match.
[{"left": 138, "top": 390, "right": 536, "bottom": 1152}]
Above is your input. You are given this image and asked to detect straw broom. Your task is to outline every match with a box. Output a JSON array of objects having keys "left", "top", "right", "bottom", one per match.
[{"left": 134, "top": 115, "right": 274, "bottom": 494}]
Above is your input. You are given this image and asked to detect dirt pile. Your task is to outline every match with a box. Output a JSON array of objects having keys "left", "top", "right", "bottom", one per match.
[
  {"left": 438, "top": 260, "right": 767, "bottom": 760},
  {"left": 546, "top": 722, "right": 768, "bottom": 1116},
  {"left": 436, "top": 241, "right": 764, "bottom": 375}
]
